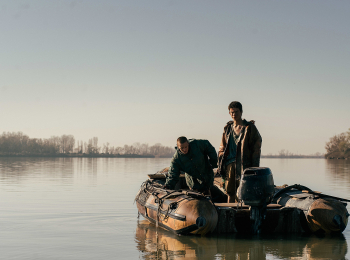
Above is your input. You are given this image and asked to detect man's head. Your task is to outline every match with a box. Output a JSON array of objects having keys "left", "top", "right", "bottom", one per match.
[
  {"left": 177, "top": 136, "right": 189, "bottom": 154},
  {"left": 228, "top": 101, "right": 243, "bottom": 122}
]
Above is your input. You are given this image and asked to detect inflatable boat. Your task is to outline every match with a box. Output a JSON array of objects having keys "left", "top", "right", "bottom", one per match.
[
  {"left": 134, "top": 169, "right": 219, "bottom": 235},
  {"left": 136, "top": 167, "right": 349, "bottom": 235},
  {"left": 272, "top": 184, "right": 349, "bottom": 234}
]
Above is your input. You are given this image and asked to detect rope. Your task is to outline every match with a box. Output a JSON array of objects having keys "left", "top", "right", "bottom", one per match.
[
  {"left": 158, "top": 198, "right": 187, "bottom": 222},
  {"left": 138, "top": 179, "right": 211, "bottom": 226}
]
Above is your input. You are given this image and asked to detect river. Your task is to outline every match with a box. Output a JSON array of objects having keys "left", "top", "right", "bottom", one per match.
[{"left": 0, "top": 157, "right": 349, "bottom": 259}]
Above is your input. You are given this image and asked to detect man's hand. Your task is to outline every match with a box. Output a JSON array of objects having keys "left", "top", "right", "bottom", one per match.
[
  {"left": 162, "top": 184, "right": 170, "bottom": 189},
  {"left": 220, "top": 178, "right": 225, "bottom": 188}
]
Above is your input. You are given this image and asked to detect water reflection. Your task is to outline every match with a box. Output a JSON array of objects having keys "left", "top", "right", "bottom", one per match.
[
  {"left": 326, "top": 160, "right": 350, "bottom": 181},
  {"left": 0, "top": 157, "right": 75, "bottom": 185},
  {"left": 135, "top": 220, "right": 347, "bottom": 260}
]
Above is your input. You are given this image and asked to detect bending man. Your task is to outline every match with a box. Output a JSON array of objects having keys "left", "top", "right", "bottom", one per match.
[
  {"left": 165, "top": 137, "right": 218, "bottom": 194},
  {"left": 218, "top": 101, "right": 262, "bottom": 202}
]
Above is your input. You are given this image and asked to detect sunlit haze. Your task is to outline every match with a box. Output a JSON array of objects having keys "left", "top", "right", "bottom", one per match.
[{"left": 1, "top": 1, "right": 349, "bottom": 154}]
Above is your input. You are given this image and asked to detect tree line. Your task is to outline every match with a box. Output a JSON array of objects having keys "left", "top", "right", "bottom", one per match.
[
  {"left": 262, "top": 150, "right": 324, "bottom": 158},
  {"left": 325, "top": 128, "right": 350, "bottom": 158},
  {"left": 0, "top": 132, "right": 175, "bottom": 157}
]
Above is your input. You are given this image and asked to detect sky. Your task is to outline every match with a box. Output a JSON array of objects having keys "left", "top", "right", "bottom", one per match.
[{"left": 1, "top": 0, "right": 349, "bottom": 155}]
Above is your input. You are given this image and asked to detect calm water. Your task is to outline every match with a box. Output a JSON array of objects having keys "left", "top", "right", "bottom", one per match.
[{"left": 0, "top": 157, "right": 350, "bottom": 260}]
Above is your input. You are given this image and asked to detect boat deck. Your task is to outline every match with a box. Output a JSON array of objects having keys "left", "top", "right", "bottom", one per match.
[{"left": 212, "top": 176, "right": 304, "bottom": 234}]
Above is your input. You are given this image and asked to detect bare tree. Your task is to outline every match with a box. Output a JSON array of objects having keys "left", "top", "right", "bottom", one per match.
[
  {"left": 60, "top": 135, "right": 75, "bottom": 153},
  {"left": 102, "top": 142, "right": 110, "bottom": 154},
  {"left": 140, "top": 143, "right": 149, "bottom": 155}
]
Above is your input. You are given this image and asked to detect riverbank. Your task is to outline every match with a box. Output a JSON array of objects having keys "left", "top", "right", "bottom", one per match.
[
  {"left": 325, "top": 150, "right": 350, "bottom": 160},
  {"left": 0, "top": 153, "right": 171, "bottom": 158},
  {"left": 0, "top": 153, "right": 333, "bottom": 159},
  {"left": 261, "top": 155, "right": 325, "bottom": 159}
]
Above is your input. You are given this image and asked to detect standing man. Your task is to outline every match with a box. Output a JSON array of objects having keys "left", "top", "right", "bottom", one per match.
[
  {"left": 217, "top": 101, "right": 262, "bottom": 202},
  {"left": 164, "top": 137, "right": 218, "bottom": 194}
]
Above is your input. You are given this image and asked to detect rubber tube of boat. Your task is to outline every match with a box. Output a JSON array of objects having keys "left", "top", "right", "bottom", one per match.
[
  {"left": 273, "top": 185, "right": 349, "bottom": 233},
  {"left": 237, "top": 167, "right": 274, "bottom": 234}
]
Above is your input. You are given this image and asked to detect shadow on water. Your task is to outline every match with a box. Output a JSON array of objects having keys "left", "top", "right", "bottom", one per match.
[{"left": 135, "top": 220, "right": 347, "bottom": 260}]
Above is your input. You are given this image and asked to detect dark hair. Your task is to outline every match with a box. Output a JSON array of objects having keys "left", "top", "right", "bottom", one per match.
[
  {"left": 177, "top": 136, "right": 188, "bottom": 144},
  {"left": 228, "top": 101, "right": 243, "bottom": 113}
]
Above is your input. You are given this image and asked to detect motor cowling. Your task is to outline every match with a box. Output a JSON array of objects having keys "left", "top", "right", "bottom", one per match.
[
  {"left": 237, "top": 167, "right": 274, "bottom": 207},
  {"left": 237, "top": 167, "right": 275, "bottom": 234}
]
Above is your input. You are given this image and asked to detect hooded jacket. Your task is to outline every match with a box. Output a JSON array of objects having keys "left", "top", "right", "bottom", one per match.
[
  {"left": 165, "top": 139, "right": 218, "bottom": 190},
  {"left": 217, "top": 119, "right": 262, "bottom": 179}
]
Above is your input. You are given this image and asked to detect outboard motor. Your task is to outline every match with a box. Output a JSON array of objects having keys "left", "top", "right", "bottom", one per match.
[{"left": 237, "top": 167, "right": 274, "bottom": 234}]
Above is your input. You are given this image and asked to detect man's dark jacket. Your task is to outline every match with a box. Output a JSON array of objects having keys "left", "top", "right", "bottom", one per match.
[{"left": 165, "top": 139, "right": 218, "bottom": 191}]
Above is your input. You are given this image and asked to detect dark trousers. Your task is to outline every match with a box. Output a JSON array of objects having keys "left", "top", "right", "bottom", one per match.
[{"left": 225, "top": 162, "right": 240, "bottom": 201}]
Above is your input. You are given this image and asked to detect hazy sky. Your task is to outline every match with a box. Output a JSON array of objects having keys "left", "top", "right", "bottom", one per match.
[{"left": 1, "top": 0, "right": 349, "bottom": 154}]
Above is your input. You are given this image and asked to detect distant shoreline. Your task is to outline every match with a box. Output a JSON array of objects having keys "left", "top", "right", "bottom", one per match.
[
  {"left": 0, "top": 153, "right": 171, "bottom": 158},
  {"left": 0, "top": 153, "right": 336, "bottom": 159},
  {"left": 261, "top": 155, "right": 325, "bottom": 159}
]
